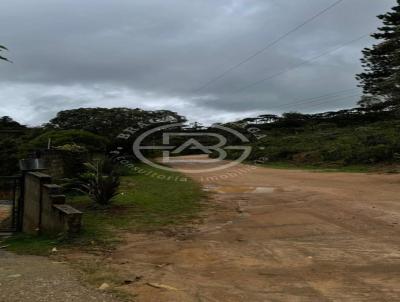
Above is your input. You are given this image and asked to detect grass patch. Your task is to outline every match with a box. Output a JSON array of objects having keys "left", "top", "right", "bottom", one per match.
[
  {"left": 258, "top": 161, "right": 376, "bottom": 173},
  {"left": 69, "top": 165, "right": 203, "bottom": 237},
  {"left": 2, "top": 233, "right": 61, "bottom": 256},
  {"left": 256, "top": 161, "right": 400, "bottom": 173}
]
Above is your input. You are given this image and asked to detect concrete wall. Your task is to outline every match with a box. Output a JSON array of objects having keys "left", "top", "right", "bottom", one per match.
[
  {"left": 40, "top": 184, "right": 66, "bottom": 234},
  {"left": 41, "top": 150, "right": 65, "bottom": 179},
  {"left": 23, "top": 172, "right": 82, "bottom": 236},
  {"left": 23, "top": 172, "right": 51, "bottom": 235}
]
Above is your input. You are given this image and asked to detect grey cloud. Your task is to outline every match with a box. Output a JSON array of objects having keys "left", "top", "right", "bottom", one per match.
[{"left": 0, "top": 0, "right": 396, "bottom": 124}]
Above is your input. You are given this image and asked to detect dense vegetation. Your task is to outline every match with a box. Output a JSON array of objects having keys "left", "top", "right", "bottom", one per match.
[
  {"left": 0, "top": 108, "right": 185, "bottom": 175},
  {"left": 226, "top": 105, "right": 400, "bottom": 166},
  {"left": 219, "top": 99, "right": 399, "bottom": 166},
  {"left": 1, "top": 105, "right": 399, "bottom": 175},
  {"left": 0, "top": 117, "right": 27, "bottom": 175}
]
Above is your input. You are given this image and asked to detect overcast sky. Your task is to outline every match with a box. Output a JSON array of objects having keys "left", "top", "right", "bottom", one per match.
[{"left": 0, "top": 0, "right": 396, "bottom": 125}]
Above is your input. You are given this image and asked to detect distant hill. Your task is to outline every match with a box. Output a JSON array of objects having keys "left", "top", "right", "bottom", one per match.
[{"left": 220, "top": 101, "right": 400, "bottom": 166}]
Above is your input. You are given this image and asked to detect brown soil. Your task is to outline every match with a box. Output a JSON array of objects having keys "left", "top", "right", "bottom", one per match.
[{"left": 85, "top": 156, "right": 400, "bottom": 301}]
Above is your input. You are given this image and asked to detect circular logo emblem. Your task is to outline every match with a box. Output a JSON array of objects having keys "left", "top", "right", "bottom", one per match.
[{"left": 132, "top": 123, "right": 252, "bottom": 173}]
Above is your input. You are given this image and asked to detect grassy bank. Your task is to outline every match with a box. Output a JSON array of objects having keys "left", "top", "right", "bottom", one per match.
[
  {"left": 223, "top": 119, "right": 400, "bottom": 170},
  {"left": 3, "top": 165, "right": 204, "bottom": 255},
  {"left": 258, "top": 161, "right": 399, "bottom": 173}
]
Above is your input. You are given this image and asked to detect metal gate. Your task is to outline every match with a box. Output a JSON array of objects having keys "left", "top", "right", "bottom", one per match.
[{"left": 0, "top": 176, "right": 22, "bottom": 232}]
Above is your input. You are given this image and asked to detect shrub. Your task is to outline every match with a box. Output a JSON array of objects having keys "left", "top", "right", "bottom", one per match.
[{"left": 66, "top": 159, "right": 120, "bottom": 206}]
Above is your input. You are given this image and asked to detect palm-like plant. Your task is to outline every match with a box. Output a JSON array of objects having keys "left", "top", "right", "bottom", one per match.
[
  {"left": 0, "top": 45, "right": 11, "bottom": 62},
  {"left": 68, "top": 160, "right": 120, "bottom": 206}
]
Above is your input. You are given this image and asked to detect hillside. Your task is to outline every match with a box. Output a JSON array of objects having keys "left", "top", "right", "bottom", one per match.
[{"left": 223, "top": 101, "right": 400, "bottom": 167}]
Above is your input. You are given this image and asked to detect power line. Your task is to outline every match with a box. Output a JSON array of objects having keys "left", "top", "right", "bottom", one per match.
[
  {"left": 245, "top": 88, "right": 360, "bottom": 116},
  {"left": 259, "top": 93, "right": 360, "bottom": 115},
  {"left": 292, "top": 93, "right": 361, "bottom": 110},
  {"left": 192, "top": 0, "right": 344, "bottom": 93},
  {"left": 275, "top": 88, "right": 360, "bottom": 110},
  {"left": 278, "top": 88, "right": 359, "bottom": 107},
  {"left": 239, "top": 94, "right": 361, "bottom": 124},
  {"left": 236, "top": 89, "right": 361, "bottom": 120},
  {"left": 233, "top": 33, "right": 370, "bottom": 93},
  {"left": 293, "top": 94, "right": 361, "bottom": 112}
]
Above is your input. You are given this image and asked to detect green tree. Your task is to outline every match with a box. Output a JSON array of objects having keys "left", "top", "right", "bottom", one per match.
[
  {"left": 0, "top": 116, "right": 25, "bottom": 130},
  {"left": 356, "top": 1, "right": 400, "bottom": 105},
  {"left": 0, "top": 117, "right": 26, "bottom": 175},
  {"left": 46, "top": 108, "right": 186, "bottom": 138}
]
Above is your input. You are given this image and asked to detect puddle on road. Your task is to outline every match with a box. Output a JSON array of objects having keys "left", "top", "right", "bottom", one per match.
[
  {"left": 252, "top": 187, "right": 275, "bottom": 194},
  {"left": 203, "top": 185, "right": 276, "bottom": 194}
]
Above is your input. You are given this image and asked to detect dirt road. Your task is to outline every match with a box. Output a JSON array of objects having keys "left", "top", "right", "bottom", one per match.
[
  {"left": 109, "top": 156, "right": 400, "bottom": 301},
  {"left": 0, "top": 249, "right": 118, "bottom": 302}
]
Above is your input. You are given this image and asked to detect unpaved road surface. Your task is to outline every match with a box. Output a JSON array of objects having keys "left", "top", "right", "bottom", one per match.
[
  {"left": 106, "top": 156, "right": 400, "bottom": 301},
  {"left": 0, "top": 249, "right": 118, "bottom": 302}
]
